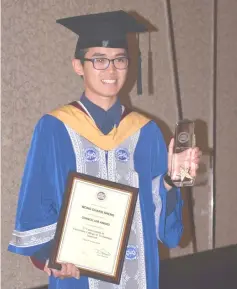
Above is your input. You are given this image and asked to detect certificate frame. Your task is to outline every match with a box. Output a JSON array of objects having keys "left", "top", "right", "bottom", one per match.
[{"left": 48, "top": 171, "right": 138, "bottom": 284}]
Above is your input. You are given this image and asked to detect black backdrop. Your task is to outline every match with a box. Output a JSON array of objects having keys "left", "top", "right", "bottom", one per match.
[{"left": 29, "top": 244, "right": 237, "bottom": 289}]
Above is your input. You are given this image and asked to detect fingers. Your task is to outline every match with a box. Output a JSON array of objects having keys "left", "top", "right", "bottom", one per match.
[
  {"left": 192, "top": 147, "right": 202, "bottom": 157},
  {"left": 43, "top": 266, "right": 51, "bottom": 276},
  {"left": 50, "top": 263, "right": 80, "bottom": 280},
  {"left": 64, "top": 263, "right": 80, "bottom": 279},
  {"left": 51, "top": 267, "right": 63, "bottom": 279},
  {"left": 168, "top": 138, "right": 174, "bottom": 155},
  {"left": 43, "top": 260, "right": 51, "bottom": 277},
  {"left": 191, "top": 147, "right": 202, "bottom": 164},
  {"left": 59, "top": 263, "right": 67, "bottom": 279},
  {"left": 71, "top": 264, "right": 80, "bottom": 279},
  {"left": 169, "top": 142, "right": 202, "bottom": 179},
  {"left": 190, "top": 148, "right": 202, "bottom": 176},
  {"left": 190, "top": 162, "right": 199, "bottom": 177},
  {"left": 168, "top": 138, "right": 174, "bottom": 173}
]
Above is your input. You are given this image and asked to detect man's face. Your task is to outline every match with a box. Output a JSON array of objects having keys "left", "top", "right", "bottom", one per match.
[{"left": 76, "top": 47, "right": 128, "bottom": 98}]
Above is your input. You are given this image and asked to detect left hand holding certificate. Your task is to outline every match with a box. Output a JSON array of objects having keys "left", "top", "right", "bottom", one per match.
[
  {"left": 48, "top": 172, "right": 138, "bottom": 284},
  {"left": 44, "top": 262, "right": 80, "bottom": 280}
]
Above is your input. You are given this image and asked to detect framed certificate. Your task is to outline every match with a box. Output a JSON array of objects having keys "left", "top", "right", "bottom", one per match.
[{"left": 48, "top": 171, "right": 138, "bottom": 284}]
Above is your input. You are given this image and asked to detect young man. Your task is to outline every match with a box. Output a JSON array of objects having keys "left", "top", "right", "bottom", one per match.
[{"left": 8, "top": 10, "right": 201, "bottom": 289}]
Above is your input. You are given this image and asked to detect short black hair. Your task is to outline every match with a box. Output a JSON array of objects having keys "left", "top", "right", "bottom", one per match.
[{"left": 75, "top": 48, "right": 88, "bottom": 65}]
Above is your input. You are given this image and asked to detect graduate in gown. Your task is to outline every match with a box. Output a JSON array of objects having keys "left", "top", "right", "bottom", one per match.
[{"left": 8, "top": 10, "right": 201, "bottom": 289}]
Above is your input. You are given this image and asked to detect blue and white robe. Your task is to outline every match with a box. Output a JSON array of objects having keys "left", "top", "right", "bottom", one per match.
[{"left": 8, "top": 102, "right": 183, "bottom": 289}]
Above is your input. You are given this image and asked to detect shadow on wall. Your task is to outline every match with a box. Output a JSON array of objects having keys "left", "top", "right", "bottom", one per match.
[
  {"left": 119, "top": 14, "right": 212, "bottom": 256},
  {"left": 119, "top": 10, "right": 213, "bottom": 260},
  {"left": 122, "top": 94, "right": 212, "bottom": 260},
  {"left": 119, "top": 13, "right": 212, "bottom": 259}
]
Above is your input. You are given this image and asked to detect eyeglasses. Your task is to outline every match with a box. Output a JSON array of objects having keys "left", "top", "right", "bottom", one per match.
[{"left": 83, "top": 57, "right": 129, "bottom": 70}]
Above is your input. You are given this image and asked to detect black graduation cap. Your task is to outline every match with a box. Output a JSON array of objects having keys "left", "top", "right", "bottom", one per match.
[{"left": 56, "top": 10, "right": 149, "bottom": 94}]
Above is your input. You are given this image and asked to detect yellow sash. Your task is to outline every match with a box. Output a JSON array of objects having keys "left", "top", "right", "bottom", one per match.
[{"left": 48, "top": 104, "right": 150, "bottom": 150}]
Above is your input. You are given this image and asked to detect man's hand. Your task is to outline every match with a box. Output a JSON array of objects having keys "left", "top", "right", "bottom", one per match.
[
  {"left": 44, "top": 262, "right": 80, "bottom": 280},
  {"left": 164, "top": 138, "right": 202, "bottom": 189}
]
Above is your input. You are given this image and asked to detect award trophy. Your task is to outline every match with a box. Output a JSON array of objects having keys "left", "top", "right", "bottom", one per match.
[{"left": 170, "top": 119, "right": 196, "bottom": 187}]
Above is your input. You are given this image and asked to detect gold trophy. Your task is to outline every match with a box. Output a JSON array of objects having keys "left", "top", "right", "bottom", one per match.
[{"left": 170, "top": 119, "right": 196, "bottom": 187}]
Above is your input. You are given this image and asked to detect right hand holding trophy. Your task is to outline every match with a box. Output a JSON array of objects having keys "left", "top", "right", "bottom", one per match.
[{"left": 170, "top": 119, "right": 201, "bottom": 187}]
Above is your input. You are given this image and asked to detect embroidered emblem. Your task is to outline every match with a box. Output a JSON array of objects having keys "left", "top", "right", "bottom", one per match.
[
  {"left": 102, "top": 40, "right": 109, "bottom": 47},
  {"left": 84, "top": 148, "right": 99, "bottom": 162},
  {"left": 126, "top": 245, "right": 138, "bottom": 260},
  {"left": 115, "top": 148, "right": 129, "bottom": 162}
]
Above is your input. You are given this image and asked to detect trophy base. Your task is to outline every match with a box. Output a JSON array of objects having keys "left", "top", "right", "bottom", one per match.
[{"left": 172, "top": 179, "right": 195, "bottom": 187}]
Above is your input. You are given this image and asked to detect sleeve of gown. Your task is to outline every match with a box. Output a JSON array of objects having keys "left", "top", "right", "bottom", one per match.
[
  {"left": 8, "top": 115, "right": 76, "bottom": 260},
  {"left": 151, "top": 123, "right": 184, "bottom": 248}
]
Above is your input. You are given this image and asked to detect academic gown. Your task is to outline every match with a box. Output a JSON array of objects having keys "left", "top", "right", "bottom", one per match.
[{"left": 8, "top": 100, "right": 183, "bottom": 289}]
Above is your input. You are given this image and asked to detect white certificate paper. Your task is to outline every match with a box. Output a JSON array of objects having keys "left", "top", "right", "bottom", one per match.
[{"left": 56, "top": 178, "right": 132, "bottom": 276}]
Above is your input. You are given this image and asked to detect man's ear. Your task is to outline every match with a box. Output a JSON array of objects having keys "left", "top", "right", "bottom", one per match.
[{"left": 72, "top": 59, "right": 84, "bottom": 76}]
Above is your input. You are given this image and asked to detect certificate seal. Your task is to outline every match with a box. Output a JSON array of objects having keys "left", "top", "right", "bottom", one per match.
[{"left": 97, "top": 191, "right": 106, "bottom": 201}]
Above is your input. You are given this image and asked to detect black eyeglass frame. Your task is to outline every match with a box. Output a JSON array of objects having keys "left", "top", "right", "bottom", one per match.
[{"left": 82, "top": 57, "right": 129, "bottom": 70}]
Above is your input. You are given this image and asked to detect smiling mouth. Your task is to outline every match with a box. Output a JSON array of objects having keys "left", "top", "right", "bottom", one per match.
[{"left": 101, "top": 79, "right": 117, "bottom": 84}]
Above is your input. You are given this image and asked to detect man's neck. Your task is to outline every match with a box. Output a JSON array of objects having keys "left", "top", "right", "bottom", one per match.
[{"left": 84, "top": 90, "right": 118, "bottom": 111}]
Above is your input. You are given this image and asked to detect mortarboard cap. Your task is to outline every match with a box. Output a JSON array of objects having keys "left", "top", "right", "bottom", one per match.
[
  {"left": 56, "top": 10, "right": 150, "bottom": 95},
  {"left": 56, "top": 10, "right": 147, "bottom": 52}
]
